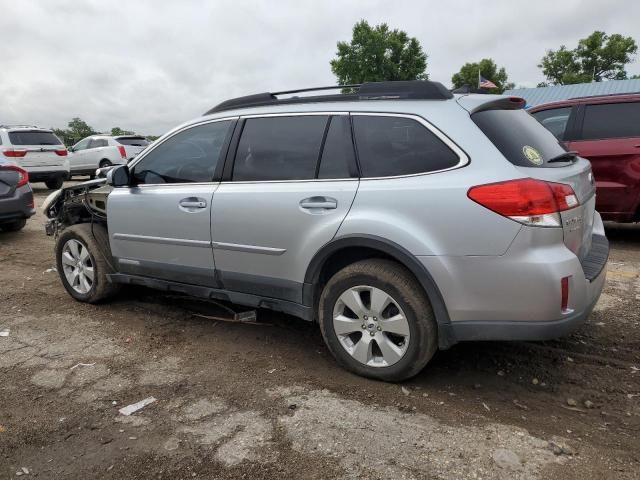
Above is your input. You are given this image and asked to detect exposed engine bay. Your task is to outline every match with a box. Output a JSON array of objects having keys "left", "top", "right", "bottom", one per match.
[{"left": 43, "top": 179, "right": 113, "bottom": 237}]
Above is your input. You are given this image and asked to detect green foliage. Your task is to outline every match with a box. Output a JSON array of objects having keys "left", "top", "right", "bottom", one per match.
[
  {"left": 52, "top": 117, "right": 97, "bottom": 146},
  {"left": 330, "top": 20, "right": 428, "bottom": 85},
  {"left": 451, "top": 58, "right": 514, "bottom": 93},
  {"left": 110, "top": 127, "right": 134, "bottom": 136},
  {"left": 539, "top": 31, "right": 638, "bottom": 85}
]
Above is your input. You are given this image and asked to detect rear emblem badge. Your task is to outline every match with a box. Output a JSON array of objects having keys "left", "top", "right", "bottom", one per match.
[{"left": 522, "top": 145, "right": 543, "bottom": 166}]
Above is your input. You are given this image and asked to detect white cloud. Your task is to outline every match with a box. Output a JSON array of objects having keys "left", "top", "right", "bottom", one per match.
[{"left": 1, "top": 0, "right": 638, "bottom": 134}]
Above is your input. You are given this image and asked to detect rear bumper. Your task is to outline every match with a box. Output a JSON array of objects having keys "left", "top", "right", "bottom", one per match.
[
  {"left": 0, "top": 185, "right": 35, "bottom": 221},
  {"left": 22, "top": 164, "right": 70, "bottom": 182},
  {"left": 424, "top": 212, "right": 609, "bottom": 345}
]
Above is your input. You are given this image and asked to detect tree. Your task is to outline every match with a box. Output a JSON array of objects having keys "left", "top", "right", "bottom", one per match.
[
  {"left": 67, "top": 117, "right": 96, "bottom": 140},
  {"left": 330, "top": 20, "right": 428, "bottom": 85},
  {"left": 110, "top": 127, "right": 134, "bottom": 136},
  {"left": 51, "top": 118, "right": 97, "bottom": 146},
  {"left": 539, "top": 31, "right": 638, "bottom": 85},
  {"left": 451, "top": 58, "right": 514, "bottom": 93}
]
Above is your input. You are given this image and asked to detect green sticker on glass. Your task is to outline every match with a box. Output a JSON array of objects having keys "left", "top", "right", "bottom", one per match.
[{"left": 522, "top": 145, "right": 543, "bottom": 166}]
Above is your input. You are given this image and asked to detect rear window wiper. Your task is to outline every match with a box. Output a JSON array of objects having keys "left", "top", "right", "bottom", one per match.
[{"left": 547, "top": 151, "right": 579, "bottom": 163}]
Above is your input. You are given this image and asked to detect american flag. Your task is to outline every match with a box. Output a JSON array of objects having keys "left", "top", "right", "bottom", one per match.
[{"left": 479, "top": 75, "right": 497, "bottom": 89}]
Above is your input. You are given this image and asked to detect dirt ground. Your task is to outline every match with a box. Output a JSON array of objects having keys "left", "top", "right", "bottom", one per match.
[{"left": 1, "top": 182, "right": 639, "bottom": 480}]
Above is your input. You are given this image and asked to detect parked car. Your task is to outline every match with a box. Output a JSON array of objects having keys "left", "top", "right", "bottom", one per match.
[
  {"left": 0, "top": 160, "right": 34, "bottom": 231},
  {"left": 43, "top": 81, "right": 608, "bottom": 381},
  {"left": 0, "top": 125, "right": 69, "bottom": 189},
  {"left": 529, "top": 94, "right": 640, "bottom": 222},
  {"left": 68, "top": 135, "right": 149, "bottom": 177}
]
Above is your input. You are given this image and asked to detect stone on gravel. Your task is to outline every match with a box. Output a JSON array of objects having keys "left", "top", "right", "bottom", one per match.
[
  {"left": 31, "top": 369, "right": 68, "bottom": 389},
  {"left": 401, "top": 386, "right": 411, "bottom": 396},
  {"left": 584, "top": 400, "right": 594, "bottom": 409},
  {"left": 492, "top": 448, "right": 522, "bottom": 469},
  {"left": 566, "top": 398, "right": 578, "bottom": 407}
]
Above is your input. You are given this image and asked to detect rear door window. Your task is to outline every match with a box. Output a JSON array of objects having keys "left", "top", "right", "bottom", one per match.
[
  {"left": 472, "top": 109, "right": 569, "bottom": 167},
  {"left": 530, "top": 107, "right": 572, "bottom": 140},
  {"left": 8, "top": 130, "right": 63, "bottom": 146},
  {"left": 580, "top": 102, "right": 640, "bottom": 140},
  {"left": 233, "top": 116, "right": 328, "bottom": 181},
  {"left": 352, "top": 115, "right": 459, "bottom": 177},
  {"left": 88, "top": 138, "right": 108, "bottom": 149}
]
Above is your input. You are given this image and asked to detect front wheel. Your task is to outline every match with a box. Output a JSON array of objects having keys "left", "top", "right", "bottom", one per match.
[
  {"left": 319, "top": 259, "right": 438, "bottom": 381},
  {"left": 45, "top": 177, "right": 64, "bottom": 189},
  {"left": 55, "top": 223, "right": 119, "bottom": 303}
]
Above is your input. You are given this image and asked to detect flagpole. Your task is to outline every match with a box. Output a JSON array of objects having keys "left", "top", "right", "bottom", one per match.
[{"left": 478, "top": 69, "right": 481, "bottom": 89}]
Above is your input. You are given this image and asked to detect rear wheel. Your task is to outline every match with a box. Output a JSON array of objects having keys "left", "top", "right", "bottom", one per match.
[
  {"left": 319, "top": 259, "right": 438, "bottom": 381},
  {"left": 1, "top": 219, "right": 27, "bottom": 232},
  {"left": 55, "top": 223, "right": 119, "bottom": 303},
  {"left": 45, "top": 177, "right": 64, "bottom": 189},
  {"left": 99, "top": 159, "right": 112, "bottom": 169}
]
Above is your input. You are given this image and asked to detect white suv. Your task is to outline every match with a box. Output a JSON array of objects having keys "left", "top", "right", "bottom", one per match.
[
  {"left": 69, "top": 135, "right": 150, "bottom": 177},
  {"left": 0, "top": 125, "right": 70, "bottom": 189}
]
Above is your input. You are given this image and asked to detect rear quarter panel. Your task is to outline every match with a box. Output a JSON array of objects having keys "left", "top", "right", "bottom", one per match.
[{"left": 337, "top": 101, "right": 524, "bottom": 256}]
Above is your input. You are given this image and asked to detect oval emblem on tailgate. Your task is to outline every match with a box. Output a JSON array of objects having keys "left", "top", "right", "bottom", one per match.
[{"left": 522, "top": 145, "right": 543, "bottom": 166}]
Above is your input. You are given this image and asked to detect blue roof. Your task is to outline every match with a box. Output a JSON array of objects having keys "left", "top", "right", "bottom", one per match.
[{"left": 504, "top": 79, "right": 640, "bottom": 108}]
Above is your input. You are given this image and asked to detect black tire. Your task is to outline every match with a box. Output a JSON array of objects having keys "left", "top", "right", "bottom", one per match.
[
  {"left": 55, "top": 223, "right": 120, "bottom": 303},
  {"left": 1, "top": 219, "right": 27, "bottom": 232},
  {"left": 99, "top": 159, "right": 112, "bottom": 169},
  {"left": 45, "top": 177, "right": 64, "bottom": 189},
  {"left": 319, "top": 259, "right": 437, "bottom": 382}
]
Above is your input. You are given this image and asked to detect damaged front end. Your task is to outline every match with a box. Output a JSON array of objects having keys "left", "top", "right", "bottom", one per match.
[{"left": 43, "top": 179, "right": 113, "bottom": 237}]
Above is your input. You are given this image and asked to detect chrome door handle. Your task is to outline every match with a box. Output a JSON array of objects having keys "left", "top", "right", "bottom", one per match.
[
  {"left": 179, "top": 198, "right": 207, "bottom": 208},
  {"left": 299, "top": 196, "right": 338, "bottom": 209}
]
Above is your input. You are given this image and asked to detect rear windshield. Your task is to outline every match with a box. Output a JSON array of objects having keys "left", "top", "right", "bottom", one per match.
[
  {"left": 472, "top": 109, "right": 569, "bottom": 167},
  {"left": 8, "top": 130, "right": 63, "bottom": 146},
  {"left": 116, "top": 136, "right": 149, "bottom": 146}
]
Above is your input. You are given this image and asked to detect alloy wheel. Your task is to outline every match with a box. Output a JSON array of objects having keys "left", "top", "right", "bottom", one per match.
[
  {"left": 332, "top": 286, "right": 410, "bottom": 367},
  {"left": 61, "top": 239, "right": 94, "bottom": 294}
]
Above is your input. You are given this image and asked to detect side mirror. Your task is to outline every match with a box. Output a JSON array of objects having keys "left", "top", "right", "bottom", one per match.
[
  {"left": 95, "top": 165, "right": 115, "bottom": 178},
  {"left": 107, "top": 165, "right": 130, "bottom": 187},
  {"left": 68, "top": 146, "right": 74, "bottom": 153}
]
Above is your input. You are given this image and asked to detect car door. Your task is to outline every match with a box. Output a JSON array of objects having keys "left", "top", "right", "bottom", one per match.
[
  {"left": 87, "top": 138, "right": 109, "bottom": 168},
  {"left": 211, "top": 113, "right": 359, "bottom": 304},
  {"left": 69, "top": 137, "right": 91, "bottom": 172},
  {"left": 107, "top": 118, "right": 236, "bottom": 286},
  {"left": 567, "top": 101, "right": 640, "bottom": 218}
]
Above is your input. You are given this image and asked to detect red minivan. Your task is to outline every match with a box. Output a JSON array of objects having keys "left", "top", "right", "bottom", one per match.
[{"left": 529, "top": 94, "right": 640, "bottom": 222}]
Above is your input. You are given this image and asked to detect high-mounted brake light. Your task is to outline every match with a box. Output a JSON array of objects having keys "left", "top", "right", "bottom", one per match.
[
  {"left": 117, "top": 145, "right": 126, "bottom": 158},
  {"left": 468, "top": 178, "right": 579, "bottom": 227},
  {"left": 55, "top": 148, "right": 68, "bottom": 156},
  {"left": 1, "top": 165, "right": 29, "bottom": 187},
  {"left": 3, "top": 149, "right": 27, "bottom": 158}
]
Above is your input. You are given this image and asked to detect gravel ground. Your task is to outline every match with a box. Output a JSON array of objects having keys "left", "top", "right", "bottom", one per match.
[{"left": 0, "top": 182, "right": 639, "bottom": 479}]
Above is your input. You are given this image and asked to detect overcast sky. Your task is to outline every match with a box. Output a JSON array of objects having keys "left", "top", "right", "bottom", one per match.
[{"left": 1, "top": 0, "right": 639, "bottom": 135}]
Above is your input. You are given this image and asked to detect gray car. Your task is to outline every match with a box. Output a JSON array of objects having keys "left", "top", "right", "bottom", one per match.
[
  {"left": 44, "top": 81, "right": 608, "bottom": 381},
  {"left": 0, "top": 160, "right": 34, "bottom": 232}
]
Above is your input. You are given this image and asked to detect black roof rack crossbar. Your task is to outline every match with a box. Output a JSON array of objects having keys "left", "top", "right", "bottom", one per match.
[
  {"left": 272, "top": 85, "right": 360, "bottom": 96},
  {"left": 205, "top": 80, "right": 453, "bottom": 115}
]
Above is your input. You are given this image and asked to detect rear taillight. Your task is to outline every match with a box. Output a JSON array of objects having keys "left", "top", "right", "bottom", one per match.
[
  {"left": 117, "top": 145, "right": 126, "bottom": 158},
  {"left": 3, "top": 149, "right": 27, "bottom": 158},
  {"left": 55, "top": 148, "right": 68, "bottom": 156},
  {"left": 1, "top": 165, "right": 29, "bottom": 187},
  {"left": 468, "top": 178, "right": 579, "bottom": 227}
]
